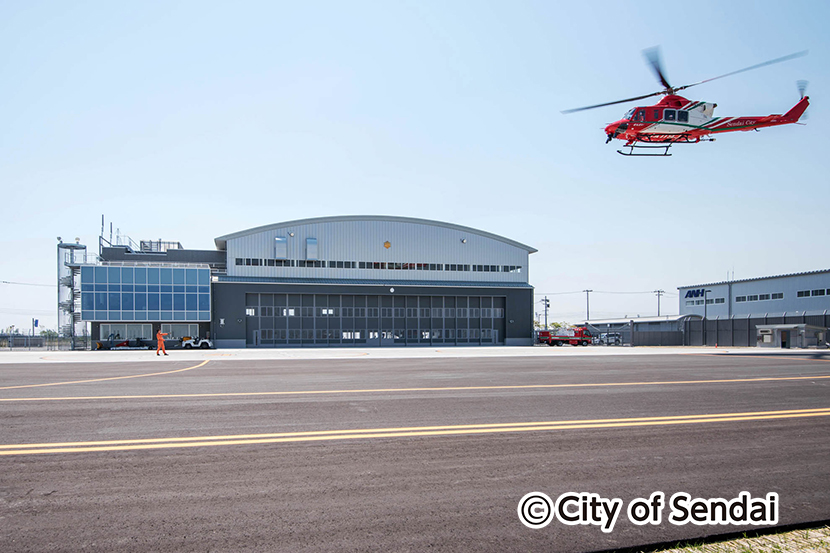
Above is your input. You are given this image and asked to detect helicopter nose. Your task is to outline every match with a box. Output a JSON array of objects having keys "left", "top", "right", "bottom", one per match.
[{"left": 604, "top": 121, "right": 628, "bottom": 142}]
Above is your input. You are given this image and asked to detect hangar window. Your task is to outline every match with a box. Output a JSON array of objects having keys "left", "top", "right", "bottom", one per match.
[
  {"left": 715, "top": 298, "right": 725, "bottom": 304},
  {"left": 812, "top": 289, "right": 826, "bottom": 296},
  {"left": 758, "top": 294, "right": 770, "bottom": 301},
  {"left": 685, "top": 300, "right": 695, "bottom": 306},
  {"left": 306, "top": 238, "right": 318, "bottom": 260},
  {"left": 772, "top": 293, "right": 784, "bottom": 300},
  {"left": 246, "top": 307, "right": 256, "bottom": 316},
  {"left": 274, "top": 237, "right": 287, "bottom": 259},
  {"left": 236, "top": 258, "right": 243, "bottom": 265},
  {"left": 735, "top": 296, "right": 746, "bottom": 302},
  {"left": 797, "top": 290, "right": 810, "bottom": 297},
  {"left": 747, "top": 295, "right": 758, "bottom": 301}
]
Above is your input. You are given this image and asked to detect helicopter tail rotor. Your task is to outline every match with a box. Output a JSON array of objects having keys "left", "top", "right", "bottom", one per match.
[
  {"left": 797, "top": 80, "right": 809, "bottom": 120},
  {"left": 797, "top": 80, "right": 809, "bottom": 100}
]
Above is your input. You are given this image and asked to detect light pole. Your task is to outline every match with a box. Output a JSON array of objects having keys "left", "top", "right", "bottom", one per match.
[
  {"left": 583, "top": 290, "right": 593, "bottom": 321},
  {"left": 654, "top": 289, "right": 665, "bottom": 316},
  {"left": 703, "top": 289, "right": 712, "bottom": 345}
]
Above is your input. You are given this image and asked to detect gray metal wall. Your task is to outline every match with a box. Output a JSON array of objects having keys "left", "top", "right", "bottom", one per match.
[
  {"left": 222, "top": 218, "right": 531, "bottom": 283},
  {"left": 679, "top": 271, "right": 830, "bottom": 319},
  {"left": 684, "top": 313, "right": 830, "bottom": 347}
]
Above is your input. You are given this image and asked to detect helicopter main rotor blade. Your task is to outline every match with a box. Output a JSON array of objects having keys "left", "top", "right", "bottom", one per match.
[
  {"left": 643, "top": 46, "right": 671, "bottom": 90},
  {"left": 674, "top": 50, "right": 808, "bottom": 93},
  {"left": 561, "top": 90, "right": 665, "bottom": 114}
]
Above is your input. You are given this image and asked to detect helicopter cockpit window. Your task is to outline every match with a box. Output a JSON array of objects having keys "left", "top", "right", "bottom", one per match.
[
  {"left": 632, "top": 109, "right": 646, "bottom": 122},
  {"left": 623, "top": 108, "right": 636, "bottom": 120},
  {"left": 664, "top": 109, "right": 677, "bottom": 121},
  {"left": 677, "top": 110, "right": 689, "bottom": 123}
]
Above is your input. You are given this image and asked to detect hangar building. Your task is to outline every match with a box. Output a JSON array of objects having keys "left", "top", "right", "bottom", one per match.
[
  {"left": 74, "top": 216, "right": 536, "bottom": 348},
  {"left": 679, "top": 269, "right": 830, "bottom": 319},
  {"left": 678, "top": 269, "right": 830, "bottom": 347}
]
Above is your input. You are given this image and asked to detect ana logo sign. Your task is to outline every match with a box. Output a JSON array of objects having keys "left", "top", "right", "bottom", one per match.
[{"left": 684, "top": 289, "right": 706, "bottom": 298}]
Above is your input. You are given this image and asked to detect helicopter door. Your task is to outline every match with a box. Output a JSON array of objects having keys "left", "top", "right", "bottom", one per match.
[{"left": 635, "top": 109, "right": 646, "bottom": 122}]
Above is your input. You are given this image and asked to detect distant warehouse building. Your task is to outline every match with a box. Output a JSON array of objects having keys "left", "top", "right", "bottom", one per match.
[
  {"left": 678, "top": 269, "right": 830, "bottom": 347},
  {"left": 74, "top": 216, "right": 537, "bottom": 348}
]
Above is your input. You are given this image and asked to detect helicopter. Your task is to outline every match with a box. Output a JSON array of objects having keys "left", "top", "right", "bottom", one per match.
[{"left": 563, "top": 48, "right": 810, "bottom": 156}]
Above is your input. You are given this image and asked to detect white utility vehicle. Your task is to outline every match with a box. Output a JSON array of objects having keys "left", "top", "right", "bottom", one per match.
[{"left": 181, "top": 336, "right": 213, "bottom": 349}]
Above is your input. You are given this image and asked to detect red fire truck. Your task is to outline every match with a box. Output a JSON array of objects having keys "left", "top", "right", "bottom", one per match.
[{"left": 536, "top": 326, "right": 593, "bottom": 346}]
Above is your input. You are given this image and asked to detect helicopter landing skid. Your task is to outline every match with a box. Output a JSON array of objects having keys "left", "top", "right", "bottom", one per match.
[{"left": 617, "top": 143, "right": 672, "bottom": 157}]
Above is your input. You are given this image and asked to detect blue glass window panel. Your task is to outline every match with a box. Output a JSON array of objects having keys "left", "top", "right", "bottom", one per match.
[
  {"left": 95, "top": 284, "right": 107, "bottom": 292},
  {"left": 147, "top": 268, "right": 160, "bottom": 284},
  {"left": 161, "top": 285, "right": 172, "bottom": 293},
  {"left": 122, "top": 312, "right": 134, "bottom": 321},
  {"left": 108, "top": 267, "right": 121, "bottom": 283},
  {"left": 148, "top": 311, "right": 160, "bottom": 320},
  {"left": 173, "top": 311, "right": 185, "bottom": 320},
  {"left": 161, "top": 294, "right": 173, "bottom": 310},
  {"left": 198, "top": 269, "right": 209, "bottom": 285},
  {"left": 82, "top": 312, "right": 93, "bottom": 321},
  {"left": 134, "top": 267, "right": 146, "bottom": 284},
  {"left": 134, "top": 285, "right": 147, "bottom": 293},
  {"left": 199, "top": 312, "right": 210, "bottom": 321},
  {"left": 173, "top": 269, "right": 185, "bottom": 285},
  {"left": 185, "top": 294, "right": 197, "bottom": 310},
  {"left": 134, "top": 312, "right": 147, "bottom": 321},
  {"left": 135, "top": 293, "right": 147, "bottom": 310},
  {"left": 198, "top": 294, "right": 210, "bottom": 310},
  {"left": 198, "top": 286, "right": 209, "bottom": 294},
  {"left": 108, "top": 293, "right": 121, "bottom": 310},
  {"left": 122, "top": 293, "right": 134, "bottom": 310},
  {"left": 148, "top": 294, "right": 160, "bottom": 310},
  {"left": 148, "top": 285, "right": 160, "bottom": 293},
  {"left": 185, "top": 269, "right": 198, "bottom": 285},
  {"left": 186, "top": 312, "right": 198, "bottom": 321},
  {"left": 109, "top": 285, "right": 122, "bottom": 292},
  {"left": 173, "top": 285, "right": 185, "bottom": 293},
  {"left": 82, "top": 294, "right": 94, "bottom": 311},
  {"left": 121, "top": 285, "right": 133, "bottom": 292},
  {"left": 82, "top": 283, "right": 93, "bottom": 292},
  {"left": 108, "top": 311, "right": 120, "bottom": 320},
  {"left": 161, "top": 311, "right": 173, "bottom": 321},
  {"left": 173, "top": 294, "right": 185, "bottom": 310},
  {"left": 81, "top": 266, "right": 94, "bottom": 283},
  {"left": 95, "top": 266, "right": 108, "bottom": 284},
  {"left": 95, "top": 293, "right": 108, "bottom": 310},
  {"left": 121, "top": 267, "right": 133, "bottom": 283},
  {"left": 160, "top": 268, "right": 173, "bottom": 285}
]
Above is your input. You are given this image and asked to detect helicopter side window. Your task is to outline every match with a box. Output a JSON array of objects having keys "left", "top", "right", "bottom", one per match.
[
  {"left": 678, "top": 110, "right": 689, "bottom": 123},
  {"left": 653, "top": 109, "right": 660, "bottom": 120},
  {"left": 664, "top": 109, "right": 676, "bottom": 122},
  {"left": 634, "top": 109, "right": 646, "bottom": 122}
]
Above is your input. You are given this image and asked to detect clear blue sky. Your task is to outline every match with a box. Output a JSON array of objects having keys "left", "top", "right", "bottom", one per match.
[{"left": 1, "top": 0, "right": 827, "bottom": 331}]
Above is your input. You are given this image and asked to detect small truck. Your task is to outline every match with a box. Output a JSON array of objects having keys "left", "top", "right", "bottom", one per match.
[{"left": 537, "top": 326, "right": 593, "bottom": 346}]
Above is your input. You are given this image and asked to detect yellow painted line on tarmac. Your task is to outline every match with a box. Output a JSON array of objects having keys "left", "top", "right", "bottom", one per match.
[
  {"left": 2, "top": 373, "right": 830, "bottom": 402},
  {"left": 0, "top": 360, "right": 210, "bottom": 390},
  {"left": 2, "top": 407, "right": 829, "bottom": 456}
]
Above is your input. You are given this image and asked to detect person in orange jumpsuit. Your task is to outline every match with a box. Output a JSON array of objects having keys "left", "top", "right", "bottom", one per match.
[{"left": 156, "top": 329, "right": 168, "bottom": 356}]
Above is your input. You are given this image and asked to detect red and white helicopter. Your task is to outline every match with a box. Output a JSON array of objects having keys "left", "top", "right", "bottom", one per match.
[{"left": 564, "top": 48, "right": 809, "bottom": 156}]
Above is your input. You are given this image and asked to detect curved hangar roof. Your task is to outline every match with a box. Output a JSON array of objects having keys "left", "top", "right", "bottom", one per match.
[{"left": 214, "top": 216, "right": 537, "bottom": 253}]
